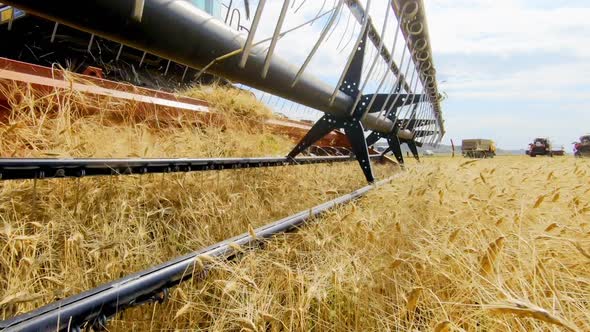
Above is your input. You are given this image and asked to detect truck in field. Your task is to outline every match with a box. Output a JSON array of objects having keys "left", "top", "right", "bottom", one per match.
[
  {"left": 461, "top": 139, "right": 496, "bottom": 158},
  {"left": 574, "top": 134, "right": 590, "bottom": 157},
  {"left": 527, "top": 137, "right": 553, "bottom": 157}
]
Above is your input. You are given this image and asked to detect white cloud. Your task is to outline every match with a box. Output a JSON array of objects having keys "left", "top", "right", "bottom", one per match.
[
  {"left": 427, "top": 0, "right": 590, "bottom": 57},
  {"left": 422, "top": 0, "right": 590, "bottom": 148},
  {"left": 442, "top": 61, "right": 590, "bottom": 101}
]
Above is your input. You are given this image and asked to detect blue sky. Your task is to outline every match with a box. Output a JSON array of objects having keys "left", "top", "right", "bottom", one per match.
[
  {"left": 243, "top": 0, "right": 590, "bottom": 150},
  {"left": 426, "top": 0, "right": 590, "bottom": 149}
]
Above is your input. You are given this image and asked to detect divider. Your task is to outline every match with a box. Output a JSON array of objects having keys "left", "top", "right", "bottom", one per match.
[{"left": 0, "top": 155, "right": 385, "bottom": 181}]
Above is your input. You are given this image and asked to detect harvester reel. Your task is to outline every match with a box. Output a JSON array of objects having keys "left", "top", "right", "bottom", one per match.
[{"left": 288, "top": 26, "right": 375, "bottom": 183}]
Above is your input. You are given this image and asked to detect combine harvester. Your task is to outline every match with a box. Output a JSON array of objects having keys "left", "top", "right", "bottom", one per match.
[
  {"left": 527, "top": 137, "right": 553, "bottom": 157},
  {"left": 0, "top": 0, "right": 444, "bottom": 330},
  {"left": 574, "top": 134, "right": 590, "bottom": 157}
]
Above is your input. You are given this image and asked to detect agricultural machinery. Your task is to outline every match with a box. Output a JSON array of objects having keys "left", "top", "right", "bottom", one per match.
[
  {"left": 0, "top": 1, "right": 226, "bottom": 89},
  {"left": 527, "top": 137, "right": 553, "bottom": 157},
  {"left": 574, "top": 134, "right": 590, "bottom": 157},
  {"left": 0, "top": 0, "right": 444, "bottom": 331},
  {"left": 461, "top": 139, "right": 496, "bottom": 158}
]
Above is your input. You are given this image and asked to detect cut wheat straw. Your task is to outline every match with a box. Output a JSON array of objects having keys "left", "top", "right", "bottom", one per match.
[{"left": 0, "top": 79, "right": 390, "bottom": 323}]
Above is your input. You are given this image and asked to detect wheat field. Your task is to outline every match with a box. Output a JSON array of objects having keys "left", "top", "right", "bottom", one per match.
[
  {"left": 101, "top": 155, "right": 588, "bottom": 331},
  {"left": 0, "top": 81, "right": 589, "bottom": 331},
  {"left": 0, "top": 81, "right": 390, "bottom": 325}
]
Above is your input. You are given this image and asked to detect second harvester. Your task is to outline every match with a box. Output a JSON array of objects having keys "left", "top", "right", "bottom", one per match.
[
  {"left": 574, "top": 134, "right": 590, "bottom": 157},
  {"left": 527, "top": 137, "right": 553, "bottom": 157}
]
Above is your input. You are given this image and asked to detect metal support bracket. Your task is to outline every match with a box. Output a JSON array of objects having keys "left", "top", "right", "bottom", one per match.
[
  {"left": 288, "top": 114, "right": 374, "bottom": 182},
  {"left": 366, "top": 127, "right": 404, "bottom": 165},
  {"left": 386, "top": 135, "right": 404, "bottom": 165},
  {"left": 288, "top": 25, "right": 375, "bottom": 183},
  {"left": 365, "top": 131, "right": 382, "bottom": 147},
  {"left": 402, "top": 138, "right": 420, "bottom": 162}
]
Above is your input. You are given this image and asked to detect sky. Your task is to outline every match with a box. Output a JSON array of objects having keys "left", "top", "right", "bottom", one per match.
[
  {"left": 426, "top": 0, "right": 590, "bottom": 150},
  {"left": 229, "top": 0, "right": 590, "bottom": 150}
]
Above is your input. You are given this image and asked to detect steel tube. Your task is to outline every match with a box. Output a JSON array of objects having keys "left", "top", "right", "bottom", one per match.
[
  {"left": 239, "top": 0, "right": 266, "bottom": 68},
  {"left": 291, "top": 0, "right": 344, "bottom": 87},
  {"left": 0, "top": 155, "right": 381, "bottom": 181}
]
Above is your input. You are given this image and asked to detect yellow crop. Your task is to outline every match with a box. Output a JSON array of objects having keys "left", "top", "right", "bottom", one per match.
[{"left": 0, "top": 80, "right": 588, "bottom": 331}]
